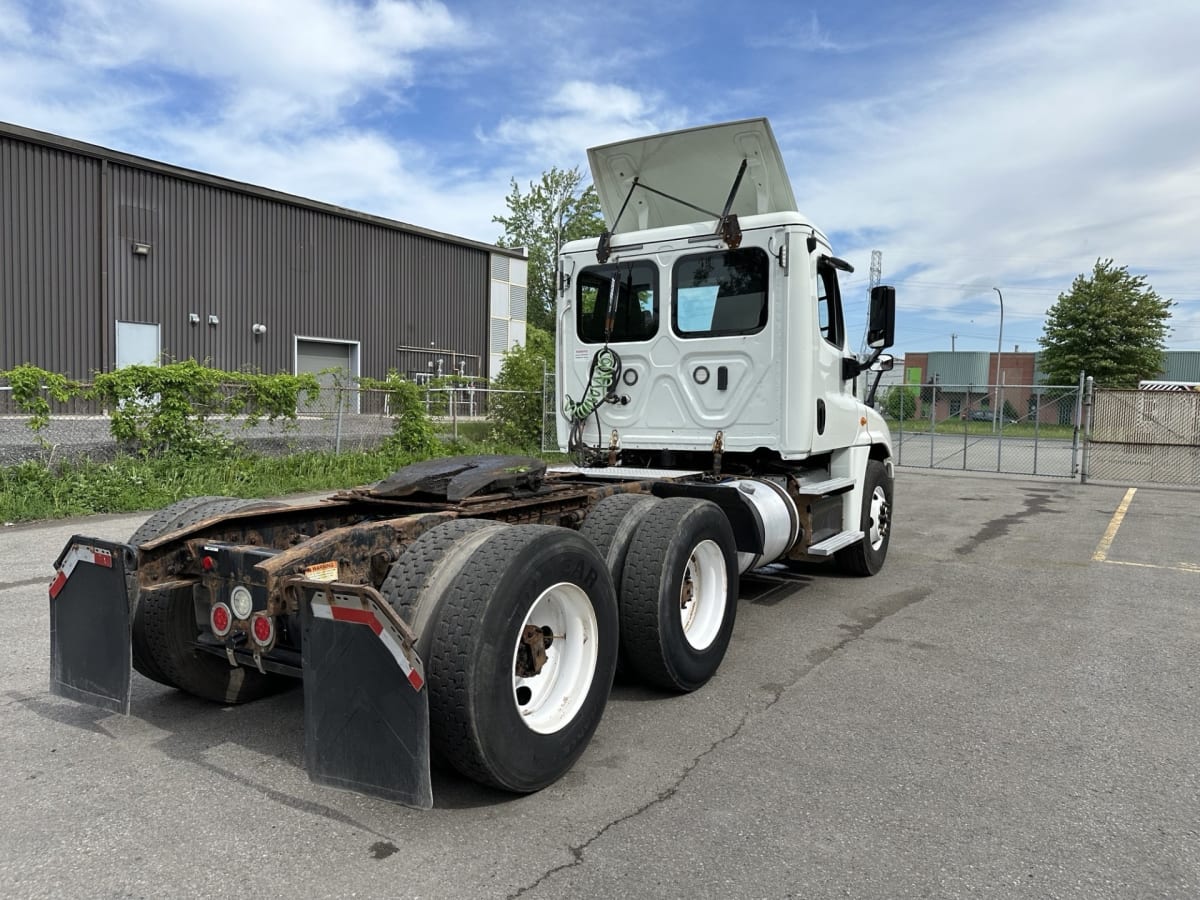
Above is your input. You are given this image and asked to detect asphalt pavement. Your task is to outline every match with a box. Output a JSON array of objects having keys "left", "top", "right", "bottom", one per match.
[{"left": 1, "top": 470, "right": 1197, "bottom": 899}]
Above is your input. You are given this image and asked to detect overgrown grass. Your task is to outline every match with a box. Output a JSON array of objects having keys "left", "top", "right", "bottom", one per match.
[{"left": 0, "top": 436, "right": 548, "bottom": 524}]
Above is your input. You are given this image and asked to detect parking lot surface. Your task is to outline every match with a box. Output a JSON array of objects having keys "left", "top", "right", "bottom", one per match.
[{"left": 1, "top": 470, "right": 1197, "bottom": 899}]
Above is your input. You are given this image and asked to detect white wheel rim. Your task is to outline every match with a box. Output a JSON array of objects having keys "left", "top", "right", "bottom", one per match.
[
  {"left": 512, "top": 582, "right": 598, "bottom": 735},
  {"left": 679, "top": 539, "right": 727, "bottom": 651},
  {"left": 868, "top": 486, "right": 890, "bottom": 550}
]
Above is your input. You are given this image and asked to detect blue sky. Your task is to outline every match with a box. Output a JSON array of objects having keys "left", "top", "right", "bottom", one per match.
[{"left": 3, "top": 0, "right": 1198, "bottom": 362}]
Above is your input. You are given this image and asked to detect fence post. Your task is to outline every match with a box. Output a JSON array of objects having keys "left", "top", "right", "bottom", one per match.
[
  {"left": 1077, "top": 373, "right": 1092, "bottom": 482},
  {"left": 1032, "top": 387, "right": 1040, "bottom": 475},
  {"left": 928, "top": 383, "right": 937, "bottom": 467},
  {"left": 962, "top": 386, "right": 970, "bottom": 470},
  {"left": 995, "top": 373, "right": 1005, "bottom": 472},
  {"left": 334, "top": 386, "right": 344, "bottom": 454}
]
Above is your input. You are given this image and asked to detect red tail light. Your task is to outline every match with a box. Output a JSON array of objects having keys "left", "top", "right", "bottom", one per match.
[
  {"left": 250, "top": 613, "right": 275, "bottom": 647},
  {"left": 210, "top": 602, "right": 233, "bottom": 638}
]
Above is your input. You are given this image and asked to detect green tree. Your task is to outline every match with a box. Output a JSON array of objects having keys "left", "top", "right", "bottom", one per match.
[
  {"left": 1038, "top": 259, "right": 1172, "bottom": 387},
  {"left": 879, "top": 384, "right": 919, "bottom": 420},
  {"left": 487, "top": 326, "right": 554, "bottom": 451},
  {"left": 493, "top": 166, "right": 605, "bottom": 334}
]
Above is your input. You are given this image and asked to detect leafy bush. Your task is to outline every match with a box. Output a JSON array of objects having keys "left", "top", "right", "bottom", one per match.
[
  {"left": 487, "top": 327, "right": 553, "bottom": 451},
  {"left": 1, "top": 364, "right": 79, "bottom": 432},
  {"left": 879, "top": 384, "right": 919, "bottom": 420},
  {"left": 358, "top": 371, "right": 442, "bottom": 456},
  {"left": 87, "top": 361, "right": 320, "bottom": 458}
]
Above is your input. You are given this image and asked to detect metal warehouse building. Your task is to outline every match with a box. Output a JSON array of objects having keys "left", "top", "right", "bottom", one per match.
[{"left": 0, "top": 122, "right": 527, "bottom": 388}]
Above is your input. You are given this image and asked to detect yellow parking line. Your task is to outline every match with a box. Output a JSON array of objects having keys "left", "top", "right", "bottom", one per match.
[
  {"left": 1101, "top": 559, "right": 1200, "bottom": 575},
  {"left": 1093, "top": 487, "right": 1137, "bottom": 562}
]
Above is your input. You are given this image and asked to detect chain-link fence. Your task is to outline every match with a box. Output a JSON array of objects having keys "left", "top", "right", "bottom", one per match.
[
  {"left": 542, "top": 369, "right": 561, "bottom": 454},
  {"left": 880, "top": 381, "right": 1085, "bottom": 478},
  {"left": 0, "top": 382, "right": 536, "bottom": 465},
  {"left": 1084, "top": 388, "right": 1200, "bottom": 485}
]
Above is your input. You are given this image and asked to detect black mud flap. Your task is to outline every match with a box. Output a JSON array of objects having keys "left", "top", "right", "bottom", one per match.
[
  {"left": 49, "top": 536, "right": 134, "bottom": 715},
  {"left": 298, "top": 580, "right": 433, "bottom": 809}
]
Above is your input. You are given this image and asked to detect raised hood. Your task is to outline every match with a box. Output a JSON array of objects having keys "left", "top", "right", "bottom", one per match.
[{"left": 587, "top": 118, "right": 798, "bottom": 234}]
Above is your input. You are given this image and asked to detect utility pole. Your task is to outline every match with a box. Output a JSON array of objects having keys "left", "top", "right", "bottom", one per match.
[
  {"left": 993, "top": 287, "right": 1004, "bottom": 432},
  {"left": 951, "top": 333, "right": 957, "bottom": 352},
  {"left": 860, "top": 250, "right": 883, "bottom": 356}
]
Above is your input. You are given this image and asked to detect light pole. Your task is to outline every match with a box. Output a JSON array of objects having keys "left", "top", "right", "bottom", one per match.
[{"left": 993, "top": 287, "right": 1004, "bottom": 431}]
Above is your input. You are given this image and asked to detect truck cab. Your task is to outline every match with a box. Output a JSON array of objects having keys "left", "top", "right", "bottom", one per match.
[{"left": 555, "top": 118, "right": 895, "bottom": 470}]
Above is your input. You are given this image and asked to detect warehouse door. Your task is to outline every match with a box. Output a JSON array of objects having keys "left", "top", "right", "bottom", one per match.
[{"left": 296, "top": 338, "right": 358, "bottom": 414}]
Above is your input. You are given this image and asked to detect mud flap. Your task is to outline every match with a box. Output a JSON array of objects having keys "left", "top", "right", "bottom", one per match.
[
  {"left": 49, "top": 537, "right": 134, "bottom": 715},
  {"left": 298, "top": 581, "right": 433, "bottom": 809}
]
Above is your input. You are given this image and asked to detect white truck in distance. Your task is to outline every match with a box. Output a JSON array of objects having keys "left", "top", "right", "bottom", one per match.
[{"left": 47, "top": 117, "right": 897, "bottom": 809}]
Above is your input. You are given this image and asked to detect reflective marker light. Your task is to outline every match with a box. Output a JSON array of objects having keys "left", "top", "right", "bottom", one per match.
[
  {"left": 229, "top": 585, "right": 254, "bottom": 619},
  {"left": 251, "top": 614, "right": 275, "bottom": 647},
  {"left": 201, "top": 556, "right": 215, "bottom": 572},
  {"left": 210, "top": 602, "right": 233, "bottom": 638}
]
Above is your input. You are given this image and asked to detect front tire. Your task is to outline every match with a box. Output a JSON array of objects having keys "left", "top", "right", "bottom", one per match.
[
  {"left": 426, "top": 526, "right": 618, "bottom": 793},
  {"left": 836, "top": 459, "right": 893, "bottom": 577}
]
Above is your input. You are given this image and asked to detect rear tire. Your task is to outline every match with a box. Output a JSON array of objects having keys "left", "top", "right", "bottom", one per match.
[
  {"left": 619, "top": 498, "right": 738, "bottom": 692},
  {"left": 836, "top": 460, "right": 892, "bottom": 577},
  {"left": 380, "top": 518, "right": 507, "bottom": 662},
  {"left": 578, "top": 492, "right": 660, "bottom": 675},
  {"left": 134, "top": 497, "right": 289, "bottom": 704},
  {"left": 127, "top": 496, "right": 232, "bottom": 687},
  {"left": 426, "top": 526, "right": 618, "bottom": 793}
]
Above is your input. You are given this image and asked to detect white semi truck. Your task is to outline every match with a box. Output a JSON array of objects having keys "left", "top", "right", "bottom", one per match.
[{"left": 49, "top": 118, "right": 896, "bottom": 808}]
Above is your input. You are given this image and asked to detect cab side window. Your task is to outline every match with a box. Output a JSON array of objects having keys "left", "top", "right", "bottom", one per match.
[{"left": 816, "top": 260, "right": 845, "bottom": 348}]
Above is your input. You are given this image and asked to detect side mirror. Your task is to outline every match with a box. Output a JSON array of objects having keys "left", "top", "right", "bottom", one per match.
[
  {"left": 869, "top": 353, "right": 894, "bottom": 372},
  {"left": 867, "top": 285, "right": 896, "bottom": 350}
]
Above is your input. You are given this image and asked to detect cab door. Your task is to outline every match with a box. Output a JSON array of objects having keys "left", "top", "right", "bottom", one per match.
[{"left": 810, "top": 257, "right": 862, "bottom": 453}]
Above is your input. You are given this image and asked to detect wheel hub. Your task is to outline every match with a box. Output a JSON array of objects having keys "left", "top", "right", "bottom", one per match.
[{"left": 515, "top": 624, "right": 555, "bottom": 677}]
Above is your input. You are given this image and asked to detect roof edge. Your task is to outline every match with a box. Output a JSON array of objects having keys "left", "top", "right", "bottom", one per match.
[{"left": 0, "top": 120, "right": 521, "bottom": 259}]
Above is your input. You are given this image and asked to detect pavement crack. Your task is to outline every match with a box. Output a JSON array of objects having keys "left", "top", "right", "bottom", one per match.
[
  {"left": 505, "top": 707, "right": 758, "bottom": 899},
  {"left": 0, "top": 577, "right": 52, "bottom": 591},
  {"left": 507, "top": 587, "right": 930, "bottom": 899}
]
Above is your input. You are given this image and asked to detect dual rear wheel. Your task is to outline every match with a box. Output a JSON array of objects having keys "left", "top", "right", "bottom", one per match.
[
  {"left": 383, "top": 522, "right": 618, "bottom": 793},
  {"left": 385, "top": 497, "right": 738, "bottom": 794},
  {"left": 581, "top": 494, "right": 739, "bottom": 693}
]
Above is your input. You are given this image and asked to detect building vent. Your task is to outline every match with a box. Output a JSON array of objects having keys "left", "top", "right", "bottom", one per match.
[
  {"left": 510, "top": 285, "right": 528, "bottom": 321},
  {"left": 491, "top": 255, "right": 510, "bottom": 281},
  {"left": 490, "top": 318, "right": 509, "bottom": 352}
]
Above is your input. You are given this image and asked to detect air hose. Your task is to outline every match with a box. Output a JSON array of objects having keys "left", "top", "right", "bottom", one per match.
[{"left": 564, "top": 345, "right": 622, "bottom": 464}]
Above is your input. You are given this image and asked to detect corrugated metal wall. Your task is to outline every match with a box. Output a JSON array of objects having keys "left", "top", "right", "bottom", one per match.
[
  {"left": 1, "top": 136, "right": 102, "bottom": 377},
  {"left": 3, "top": 128, "right": 493, "bottom": 381}
]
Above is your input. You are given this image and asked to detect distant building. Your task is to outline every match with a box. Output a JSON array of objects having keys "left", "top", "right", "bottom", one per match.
[
  {"left": 0, "top": 122, "right": 527, "bottom": 391},
  {"left": 894, "top": 350, "right": 1199, "bottom": 424}
]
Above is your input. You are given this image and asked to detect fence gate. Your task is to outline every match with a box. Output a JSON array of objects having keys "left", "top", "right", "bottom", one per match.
[
  {"left": 888, "top": 382, "right": 1084, "bottom": 478},
  {"left": 1085, "top": 388, "right": 1200, "bottom": 486}
]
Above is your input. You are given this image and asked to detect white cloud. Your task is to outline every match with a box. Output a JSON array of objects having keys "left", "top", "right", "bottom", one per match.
[
  {"left": 479, "top": 80, "right": 699, "bottom": 187},
  {"left": 773, "top": 0, "right": 1200, "bottom": 350},
  {"left": 2, "top": 0, "right": 1197, "bottom": 350}
]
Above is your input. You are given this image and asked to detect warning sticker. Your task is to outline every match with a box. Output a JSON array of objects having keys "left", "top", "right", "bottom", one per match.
[{"left": 304, "top": 560, "right": 339, "bottom": 582}]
